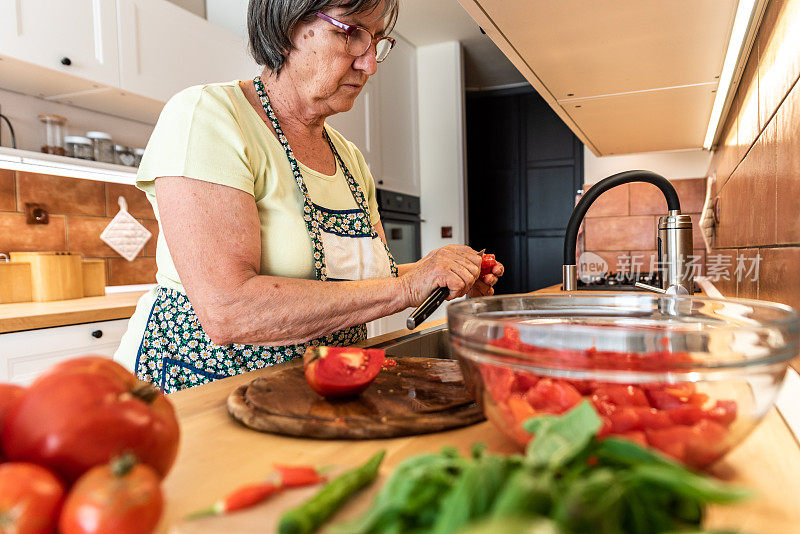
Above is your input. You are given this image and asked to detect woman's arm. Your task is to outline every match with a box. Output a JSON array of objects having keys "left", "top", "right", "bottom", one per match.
[{"left": 156, "top": 177, "right": 481, "bottom": 346}]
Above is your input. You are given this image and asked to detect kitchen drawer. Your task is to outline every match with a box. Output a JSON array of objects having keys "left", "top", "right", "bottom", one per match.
[{"left": 0, "top": 319, "right": 129, "bottom": 385}]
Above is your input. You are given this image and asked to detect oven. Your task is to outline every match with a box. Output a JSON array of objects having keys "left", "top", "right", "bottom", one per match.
[{"left": 376, "top": 189, "right": 422, "bottom": 264}]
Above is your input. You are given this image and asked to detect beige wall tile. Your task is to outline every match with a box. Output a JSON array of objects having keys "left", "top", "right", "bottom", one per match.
[
  {"left": 18, "top": 172, "right": 105, "bottom": 217},
  {"left": 0, "top": 212, "right": 66, "bottom": 253}
]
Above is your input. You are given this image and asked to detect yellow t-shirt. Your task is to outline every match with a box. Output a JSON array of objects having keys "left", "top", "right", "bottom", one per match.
[{"left": 114, "top": 81, "right": 381, "bottom": 371}]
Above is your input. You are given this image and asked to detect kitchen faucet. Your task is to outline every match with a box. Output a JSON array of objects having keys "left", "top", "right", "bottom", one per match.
[{"left": 562, "top": 170, "right": 694, "bottom": 295}]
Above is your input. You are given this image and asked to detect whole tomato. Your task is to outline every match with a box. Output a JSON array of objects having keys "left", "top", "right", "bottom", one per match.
[
  {"left": 59, "top": 455, "right": 163, "bottom": 534},
  {"left": 2, "top": 358, "right": 179, "bottom": 483},
  {"left": 0, "top": 384, "right": 24, "bottom": 458},
  {"left": 0, "top": 462, "right": 65, "bottom": 534}
]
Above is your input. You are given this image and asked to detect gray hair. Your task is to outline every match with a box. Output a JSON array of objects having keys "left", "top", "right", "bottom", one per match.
[{"left": 248, "top": 0, "right": 399, "bottom": 75}]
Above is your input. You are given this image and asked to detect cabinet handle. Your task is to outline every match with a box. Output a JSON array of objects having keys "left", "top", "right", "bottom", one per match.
[
  {"left": 91, "top": 330, "right": 103, "bottom": 339},
  {"left": 378, "top": 180, "right": 384, "bottom": 185},
  {"left": 60, "top": 57, "right": 72, "bottom": 66}
]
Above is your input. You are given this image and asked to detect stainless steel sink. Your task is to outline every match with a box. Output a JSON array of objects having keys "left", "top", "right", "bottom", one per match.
[{"left": 366, "top": 325, "right": 452, "bottom": 359}]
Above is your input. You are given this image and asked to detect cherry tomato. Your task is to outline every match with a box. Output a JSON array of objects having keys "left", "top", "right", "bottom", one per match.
[
  {"left": 59, "top": 455, "right": 162, "bottom": 534},
  {"left": 303, "top": 346, "right": 385, "bottom": 398},
  {"left": 0, "top": 462, "right": 65, "bottom": 534},
  {"left": 2, "top": 358, "right": 180, "bottom": 483},
  {"left": 524, "top": 379, "right": 582, "bottom": 414},
  {"left": 480, "top": 254, "right": 497, "bottom": 277}
]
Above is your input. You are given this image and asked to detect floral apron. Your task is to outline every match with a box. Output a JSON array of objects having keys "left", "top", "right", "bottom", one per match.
[{"left": 134, "top": 76, "right": 398, "bottom": 394}]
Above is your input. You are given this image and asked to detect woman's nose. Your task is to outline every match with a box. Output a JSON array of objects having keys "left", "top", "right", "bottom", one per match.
[{"left": 353, "top": 46, "right": 378, "bottom": 76}]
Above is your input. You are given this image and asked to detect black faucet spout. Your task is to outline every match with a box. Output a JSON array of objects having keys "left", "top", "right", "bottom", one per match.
[{"left": 564, "top": 170, "right": 680, "bottom": 267}]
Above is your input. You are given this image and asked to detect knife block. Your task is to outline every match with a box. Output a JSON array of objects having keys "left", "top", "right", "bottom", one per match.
[
  {"left": 81, "top": 259, "right": 107, "bottom": 297},
  {"left": 9, "top": 252, "right": 84, "bottom": 302},
  {"left": 0, "top": 262, "right": 33, "bottom": 303}
]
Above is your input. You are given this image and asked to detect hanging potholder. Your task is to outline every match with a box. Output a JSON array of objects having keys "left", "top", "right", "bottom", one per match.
[{"left": 100, "top": 197, "right": 152, "bottom": 261}]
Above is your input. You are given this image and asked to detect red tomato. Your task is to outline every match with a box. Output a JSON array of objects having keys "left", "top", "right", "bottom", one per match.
[
  {"left": 619, "top": 430, "right": 648, "bottom": 448},
  {"left": 303, "top": 346, "right": 385, "bottom": 398},
  {"left": 59, "top": 456, "right": 162, "bottom": 534},
  {"left": 480, "top": 365, "right": 516, "bottom": 403},
  {"left": 2, "top": 359, "right": 180, "bottom": 483},
  {"left": 666, "top": 404, "right": 706, "bottom": 426},
  {"left": 39, "top": 356, "right": 133, "bottom": 384},
  {"left": 524, "top": 379, "right": 582, "bottom": 414},
  {"left": 480, "top": 254, "right": 497, "bottom": 277},
  {"left": 0, "top": 462, "right": 65, "bottom": 534},
  {"left": 645, "top": 385, "right": 696, "bottom": 410},
  {"left": 706, "top": 400, "right": 737, "bottom": 426},
  {"left": 607, "top": 407, "right": 641, "bottom": 433},
  {"left": 592, "top": 384, "right": 650, "bottom": 407},
  {"left": 632, "top": 407, "right": 672, "bottom": 430},
  {"left": 645, "top": 419, "right": 728, "bottom": 467},
  {"left": 0, "top": 384, "right": 24, "bottom": 458}
]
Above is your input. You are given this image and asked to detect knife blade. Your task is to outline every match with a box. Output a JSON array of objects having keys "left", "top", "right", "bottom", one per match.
[{"left": 406, "top": 249, "right": 485, "bottom": 330}]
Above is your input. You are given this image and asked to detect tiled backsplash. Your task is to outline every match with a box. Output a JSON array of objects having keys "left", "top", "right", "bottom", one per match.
[
  {"left": 0, "top": 169, "right": 157, "bottom": 286},
  {"left": 707, "top": 0, "right": 800, "bottom": 316},
  {"left": 580, "top": 177, "right": 707, "bottom": 275}
]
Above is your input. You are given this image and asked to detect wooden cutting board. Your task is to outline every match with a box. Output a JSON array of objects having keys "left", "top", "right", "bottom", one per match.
[{"left": 227, "top": 357, "right": 484, "bottom": 439}]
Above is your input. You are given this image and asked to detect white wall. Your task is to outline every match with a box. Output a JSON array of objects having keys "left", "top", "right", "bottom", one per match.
[
  {"left": 0, "top": 88, "right": 155, "bottom": 153},
  {"left": 583, "top": 147, "right": 712, "bottom": 185},
  {"left": 417, "top": 41, "right": 466, "bottom": 254},
  {"left": 206, "top": 0, "right": 249, "bottom": 38}
]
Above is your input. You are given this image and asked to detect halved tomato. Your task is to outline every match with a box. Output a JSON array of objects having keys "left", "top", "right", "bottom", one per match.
[
  {"left": 303, "top": 346, "right": 385, "bottom": 398},
  {"left": 524, "top": 379, "right": 582, "bottom": 414}
]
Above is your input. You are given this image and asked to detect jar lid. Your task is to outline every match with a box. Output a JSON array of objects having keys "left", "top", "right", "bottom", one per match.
[
  {"left": 38, "top": 114, "right": 67, "bottom": 123},
  {"left": 134, "top": 148, "right": 145, "bottom": 155},
  {"left": 86, "top": 131, "right": 112, "bottom": 140},
  {"left": 114, "top": 145, "right": 132, "bottom": 151},
  {"left": 64, "top": 136, "right": 92, "bottom": 145}
]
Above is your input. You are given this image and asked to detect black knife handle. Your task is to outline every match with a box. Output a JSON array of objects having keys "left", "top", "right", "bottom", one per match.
[{"left": 406, "top": 285, "right": 450, "bottom": 330}]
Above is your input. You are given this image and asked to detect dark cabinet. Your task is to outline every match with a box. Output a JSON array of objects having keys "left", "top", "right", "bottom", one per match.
[{"left": 466, "top": 89, "right": 583, "bottom": 293}]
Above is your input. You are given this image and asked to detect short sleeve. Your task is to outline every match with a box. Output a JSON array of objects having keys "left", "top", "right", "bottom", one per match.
[{"left": 136, "top": 85, "right": 254, "bottom": 196}]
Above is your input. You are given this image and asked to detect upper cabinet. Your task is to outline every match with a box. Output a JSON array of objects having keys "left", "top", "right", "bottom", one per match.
[
  {"left": 327, "top": 78, "right": 383, "bottom": 180},
  {"left": 0, "top": 0, "right": 121, "bottom": 94},
  {"left": 376, "top": 34, "right": 420, "bottom": 196},
  {"left": 116, "top": 0, "right": 257, "bottom": 102},
  {"left": 0, "top": 0, "right": 257, "bottom": 122}
]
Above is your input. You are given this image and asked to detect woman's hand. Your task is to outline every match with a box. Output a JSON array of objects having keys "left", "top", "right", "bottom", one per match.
[
  {"left": 399, "top": 245, "right": 482, "bottom": 306},
  {"left": 468, "top": 258, "right": 505, "bottom": 297}
]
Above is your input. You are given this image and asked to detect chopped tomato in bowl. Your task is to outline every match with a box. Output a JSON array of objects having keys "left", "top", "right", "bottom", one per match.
[{"left": 448, "top": 294, "right": 798, "bottom": 469}]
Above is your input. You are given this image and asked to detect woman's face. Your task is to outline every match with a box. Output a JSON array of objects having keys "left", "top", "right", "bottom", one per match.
[{"left": 283, "top": 3, "right": 389, "bottom": 117}]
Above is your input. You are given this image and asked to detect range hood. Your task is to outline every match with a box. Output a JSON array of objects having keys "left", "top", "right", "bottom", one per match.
[{"left": 456, "top": 0, "right": 766, "bottom": 156}]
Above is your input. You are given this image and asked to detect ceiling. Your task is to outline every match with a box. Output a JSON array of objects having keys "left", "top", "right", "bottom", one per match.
[
  {"left": 456, "top": 0, "right": 743, "bottom": 155},
  {"left": 393, "top": 0, "right": 527, "bottom": 90}
]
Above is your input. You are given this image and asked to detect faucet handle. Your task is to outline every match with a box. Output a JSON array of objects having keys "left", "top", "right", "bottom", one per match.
[
  {"left": 634, "top": 282, "right": 690, "bottom": 295},
  {"left": 634, "top": 282, "right": 667, "bottom": 294}
]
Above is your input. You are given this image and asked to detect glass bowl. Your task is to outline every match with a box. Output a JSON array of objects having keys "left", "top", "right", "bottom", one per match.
[{"left": 447, "top": 294, "right": 798, "bottom": 469}]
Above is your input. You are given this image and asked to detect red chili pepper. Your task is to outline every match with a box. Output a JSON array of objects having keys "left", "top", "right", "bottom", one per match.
[
  {"left": 274, "top": 465, "right": 324, "bottom": 487},
  {"left": 186, "top": 481, "right": 280, "bottom": 519},
  {"left": 480, "top": 254, "right": 497, "bottom": 277}
]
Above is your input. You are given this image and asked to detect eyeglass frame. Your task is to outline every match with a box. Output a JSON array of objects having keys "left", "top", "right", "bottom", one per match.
[{"left": 315, "top": 12, "right": 395, "bottom": 62}]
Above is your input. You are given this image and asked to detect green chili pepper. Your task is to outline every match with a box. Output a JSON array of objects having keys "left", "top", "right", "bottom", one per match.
[{"left": 278, "top": 450, "right": 385, "bottom": 534}]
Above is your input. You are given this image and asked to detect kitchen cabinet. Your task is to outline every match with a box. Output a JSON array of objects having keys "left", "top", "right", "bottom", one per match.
[
  {"left": 0, "top": 318, "right": 128, "bottom": 384},
  {"left": 0, "top": 0, "right": 121, "bottom": 94},
  {"left": 116, "top": 0, "right": 258, "bottom": 103},
  {"left": 327, "top": 78, "right": 382, "bottom": 178},
  {"left": 376, "top": 34, "right": 420, "bottom": 196}
]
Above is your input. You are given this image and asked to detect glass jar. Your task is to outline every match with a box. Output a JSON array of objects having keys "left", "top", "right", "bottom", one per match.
[
  {"left": 86, "top": 131, "right": 115, "bottom": 163},
  {"left": 114, "top": 145, "right": 136, "bottom": 166},
  {"left": 133, "top": 148, "right": 145, "bottom": 167},
  {"left": 65, "top": 136, "right": 94, "bottom": 160},
  {"left": 38, "top": 114, "right": 67, "bottom": 156}
]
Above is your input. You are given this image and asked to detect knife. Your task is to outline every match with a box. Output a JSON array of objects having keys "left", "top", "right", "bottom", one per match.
[{"left": 406, "top": 249, "right": 485, "bottom": 330}]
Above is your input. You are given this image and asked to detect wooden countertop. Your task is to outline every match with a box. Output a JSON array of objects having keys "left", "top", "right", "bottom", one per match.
[
  {"left": 0, "top": 291, "right": 145, "bottom": 333},
  {"left": 156, "top": 284, "right": 800, "bottom": 533}
]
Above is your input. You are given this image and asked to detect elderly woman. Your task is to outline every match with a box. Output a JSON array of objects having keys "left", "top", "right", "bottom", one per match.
[{"left": 115, "top": 0, "right": 504, "bottom": 393}]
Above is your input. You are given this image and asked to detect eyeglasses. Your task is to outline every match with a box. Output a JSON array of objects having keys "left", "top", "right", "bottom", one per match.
[{"left": 316, "top": 12, "right": 395, "bottom": 63}]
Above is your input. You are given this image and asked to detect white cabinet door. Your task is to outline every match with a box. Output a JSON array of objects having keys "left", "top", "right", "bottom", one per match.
[
  {"left": 116, "top": 0, "right": 258, "bottom": 103},
  {"left": 0, "top": 0, "right": 120, "bottom": 90},
  {"left": 326, "top": 77, "right": 382, "bottom": 176},
  {"left": 0, "top": 319, "right": 129, "bottom": 385},
  {"left": 376, "top": 34, "right": 419, "bottom": 196}
]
